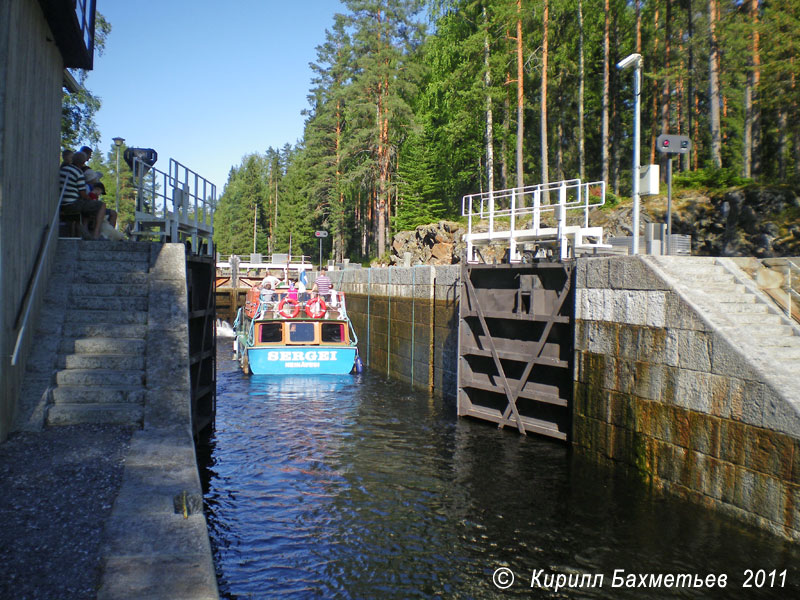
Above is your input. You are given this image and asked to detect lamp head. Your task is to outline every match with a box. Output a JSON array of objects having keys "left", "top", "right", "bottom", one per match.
[
  {"left": 112, "top": 137, "right": 125, "bottom": 147},
  {"left": 617, "top": 53, "right": 642, "bottom": 70}
]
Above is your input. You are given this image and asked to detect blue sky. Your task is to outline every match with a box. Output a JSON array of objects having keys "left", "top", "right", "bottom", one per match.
[{"left": 88, "top": 1, "right": 344, "bottom": 195}]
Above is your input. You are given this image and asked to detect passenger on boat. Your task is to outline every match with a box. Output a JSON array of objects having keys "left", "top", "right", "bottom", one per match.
[
  {"left": 296, "top": 277, "right": 308, "bottom": 302},
  {"left": 287, "top": 280, "right": 298, "bottom": 302},
  {"left": 259, "top": 283, "right": 274, "bottom": 304},
  {"left": 259, "top": 274, "right": 280, "bottom": 290},
  {"left": 312, "top": 269, "right": 332, "bottom": 301}
]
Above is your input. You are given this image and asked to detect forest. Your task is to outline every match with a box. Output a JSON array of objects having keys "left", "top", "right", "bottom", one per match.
[{"left": 82, "top": 1, "right": 800, "bottom": 264}]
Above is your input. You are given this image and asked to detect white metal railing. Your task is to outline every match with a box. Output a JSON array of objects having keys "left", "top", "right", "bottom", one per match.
[
  {"left": 12, "top": 180, "right": 69, "bottom": 365},
  {"left": 461, "top": 179, "right": 607, "bottom": 261},
  {"left": 132, "top": 157, "right": 216, "bottom": 255},
  {"left": 216, "top": 254, "right": 314, "bottom": 271},
  {"left": 784, "top": 261, "right": 800, "bottom": 320}
]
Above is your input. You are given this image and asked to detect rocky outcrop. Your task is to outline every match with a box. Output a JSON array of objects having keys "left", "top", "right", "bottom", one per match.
[
  {"left": 390, "top": 221, "right": 466, "bottom": 265},
  {"left": 594, "top": 186, "right": 800, "bottom": 258},
  {"left": 386, "top": 186, "right": 799, "bottom": 266}
]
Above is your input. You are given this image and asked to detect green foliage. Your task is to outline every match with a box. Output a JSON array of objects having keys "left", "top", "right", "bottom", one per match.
[
  {"left": 62, "top": 13, "right": 111, "bottom": 149},
  {"left": 600, "top": 191, "right": 622, "bottom": 210},
  {"left": 110, "top": 1, "right": 800, "bottom": 261},
  {"left": 673, "top": 167, "right": 753, "bottom": 191}
]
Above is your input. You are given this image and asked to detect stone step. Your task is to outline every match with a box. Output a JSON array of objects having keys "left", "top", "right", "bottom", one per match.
[
  {"left": 60, "top": 354, "right": 145, "bottom": 371},
  {"left": 64, "top": 310, "right": 147, "bottom": 325},
  {"left": 62, "top": 323, "right": 146, "bottom": 340},
  {"left": 76, "top": 261, "right": 149, "bottom": 275},
  {"left": 722, "top": 303, "right": 770, "bottom": 314},
  {"left": 75, "top": 271, "right": 148, "bottom": 285},
  {"left": 46, "top": 403, "right": 143, "bottom": 427},
  {"left": 66, "top": 296, "right": 148, "bottom": 312},
  {"left": 699, "top": 283, "right": 747, "bottom": 295},
  {"left": 751, "top": 335, "right": 800, "bottom": 348},
  {"left": 51, "top": 386, "right": 145, "bottom": 405},
  {"left": 55, "top": 368, "right": 145, "bottom": 387},
  {"left": 77, "top": 249, "right": 150, "bottom": 263},
  {"left": 60, "top": 337, "right": 145, "bottom": 355},
  {"left": 726, "top": 312, "right": 784, "bottom": 326},
  {"left": 681, "top": 272, "right": 735, "bottom": 284},
  {"left": 716, "top": 295, "right": 758, "bottom": 304},
  {"left": 69, "top": 283, "right": 148, "bottom": 298},
  {"left": 772, "top": 347, "right": 800, "bottom": 360},
  {"left": 77, "top": 240, "right": 151, "bottom": 254},
  {"left": 743, "top": 324, "right": 796, "bottom": 338}
]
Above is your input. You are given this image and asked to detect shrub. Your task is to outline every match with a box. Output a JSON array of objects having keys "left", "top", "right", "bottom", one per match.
[{"left": 674, "top": 167, "right": 752, "bottom": 190}]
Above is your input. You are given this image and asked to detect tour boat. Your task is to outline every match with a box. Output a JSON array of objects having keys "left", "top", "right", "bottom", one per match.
[{"left": 233, "top": 286, "right": 361, "bottom": 375}]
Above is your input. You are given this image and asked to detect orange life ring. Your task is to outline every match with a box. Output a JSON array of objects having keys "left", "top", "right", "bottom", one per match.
[
  {"left": 277, "top": 297, "right": 301, "bottom": 318},
  {"left": 305, "top": 297, "right": 328, "bottom": 318}
]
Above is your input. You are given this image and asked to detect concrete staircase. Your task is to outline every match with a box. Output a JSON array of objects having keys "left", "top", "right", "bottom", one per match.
[
  {"left": 651, "top": 256, "right": 800, "bottom": 383},
  {"left": 45, "top": 241, "right": 151, "bottom": 427}
]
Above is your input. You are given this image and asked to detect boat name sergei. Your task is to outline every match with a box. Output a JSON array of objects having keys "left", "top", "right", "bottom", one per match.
[{"left": 267, "top": 350, "right": 339, "bottom": 362}]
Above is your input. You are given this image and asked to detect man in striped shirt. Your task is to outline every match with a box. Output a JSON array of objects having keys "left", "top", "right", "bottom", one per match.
[
  {"left": 59, "top": 151, "right": 106, "bottom": 239},
  {"left": 312, "top": 268, "right": 332, "bottom": 301}
]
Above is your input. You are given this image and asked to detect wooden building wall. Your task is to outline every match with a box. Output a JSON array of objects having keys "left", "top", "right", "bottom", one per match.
[{"left": 0, "top": 0, "right": 64, "bottom": 441}]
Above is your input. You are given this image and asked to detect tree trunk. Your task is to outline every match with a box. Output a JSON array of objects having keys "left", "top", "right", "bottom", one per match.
[
  {"left": 578, "top": 0, "right": 585, "bottom": 180},
  {"left": 501, "top": 95, "right": 510, "bottom": 189},
  {"left": 661, "top": 0, "right": 672, "bottom": 139},
  {"left": 556, "top": 87, "right": 564, "bottom": 181},
  {"left": 649, "top": 7, "right": 660, "bottom": 165},
  {"left": 751, "top": 0, "right": 761, "bottom": 178},
  {"left": 541, "top": 0, "right": 549, "bottom": 187},
  {"left": 483, "top": 5, "right": 494, "bottom": 193},
  {"left": 708, "top": 0, "right": 722, "bottom": 168},
  {"left": 601, "top": 0, "right": 610, "bottom": 183},
  {"left": 778, "top": 109, "right": 788, "bottom": 180},
  {"left": 335, "top": 99, "right": 344, "bottom": 262},
  {"left": 515, "top": 0, "right": 524, "bottom": 188},
  {"left": 687, "top": 0, "right": 694, "bottom": 172},
  {"left": 611, "top": 7, "right": 620, "bottom": 194}
]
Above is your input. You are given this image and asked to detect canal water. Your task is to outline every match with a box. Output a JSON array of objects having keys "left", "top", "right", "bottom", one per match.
[{"left": 200, "top": 350, "right": 800, "bottom": 599}]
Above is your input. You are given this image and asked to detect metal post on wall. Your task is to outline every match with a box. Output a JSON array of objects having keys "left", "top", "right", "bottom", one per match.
[
  {"left": 411, "top": 267, "right": 416, "bottom": 385},
  {"left": 387, "top": 268, "right": 392, "bottom": 376},
  {"left": 366, "top": 268, "right": 371, "bottom": 367}
]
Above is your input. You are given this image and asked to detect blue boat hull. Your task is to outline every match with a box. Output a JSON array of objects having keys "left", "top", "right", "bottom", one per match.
[{"left": 245, "top": 345, "right": 357, "bottom": 375}]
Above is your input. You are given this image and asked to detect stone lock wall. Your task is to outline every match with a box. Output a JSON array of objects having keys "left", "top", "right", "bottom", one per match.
[
  {"left": 573, "top": 257, "right": 800, "bottom": 541},
  {"left": 322, "top": 266, "right": 460, "bottom": 399}
]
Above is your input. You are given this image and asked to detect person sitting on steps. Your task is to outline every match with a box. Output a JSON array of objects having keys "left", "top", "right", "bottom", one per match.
[{"left": 59, "top": 151, "right": 106, "bottom": 240}]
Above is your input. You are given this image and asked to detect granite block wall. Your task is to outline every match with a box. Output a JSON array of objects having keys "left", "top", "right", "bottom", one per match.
[
  {"left": 574, "top": 256, "right": 800, "bottom": 541},
  {"left": 328, "top": 266, "right": 460, "bottom": 399}
]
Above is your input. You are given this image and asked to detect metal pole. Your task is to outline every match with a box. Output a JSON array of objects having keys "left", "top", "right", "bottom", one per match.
[
  {"left": 319, "top": 237, "right": 322, "bottom": 270},
  {"left": 114, "top": 146, "right": 120, "bottom": 215},
  {"left": 631, "top": 60, "right": 642, "bottom": 255},
  {"left": 666, "top": 157, "right": 673, "bottom": 255}
]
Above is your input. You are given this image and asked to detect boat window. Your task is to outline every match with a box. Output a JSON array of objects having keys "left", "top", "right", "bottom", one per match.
[
  {"left": 321, "top": 323, "right": 344, "bottom": 343},
  {"left": 288, "top": 322, "right": 316, "bottom": 343},
  {"left": 259, "top": 323, "right": 283, "bottom": 343}
]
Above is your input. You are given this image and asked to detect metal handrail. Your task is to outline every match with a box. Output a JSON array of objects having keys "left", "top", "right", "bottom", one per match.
[
  {"left": 461, "top": 178, "right": 607, "bottom": 261},
  {"left": 217, "top": 254, "right": 312, "bottom": 266},
  {"left": 785, "top": 261, "right": 800, "bottom": 320},
  {"left": 12, "top": 181, "right": 68, "bottom": 365},
  {"left": 132, "top": 157, "right": 215, "bottom": 254}
]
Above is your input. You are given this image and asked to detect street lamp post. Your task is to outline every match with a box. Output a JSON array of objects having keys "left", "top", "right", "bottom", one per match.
[
  {"left": 617, "top": 53, "right": 642, "bottom": 255},
  {"left": 112, "top": 137, "right": 125, "bottom": 217}
]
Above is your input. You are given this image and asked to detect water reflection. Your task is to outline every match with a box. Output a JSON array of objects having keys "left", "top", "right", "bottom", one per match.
[{"left": 200, "top": 350, "right": 800, "bottom": 599}]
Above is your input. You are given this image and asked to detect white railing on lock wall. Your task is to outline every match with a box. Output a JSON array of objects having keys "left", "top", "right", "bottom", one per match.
[
  {"left": 461, "top": 178, "right": 607, "bottom": 260},
  {"left": 132, "top": 157, "right": 215, "bottom": 255}
]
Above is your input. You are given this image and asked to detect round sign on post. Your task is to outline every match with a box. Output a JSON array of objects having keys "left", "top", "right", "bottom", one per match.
[{"left": 315, "top": 231, "right": 328, "bottom": 269}]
